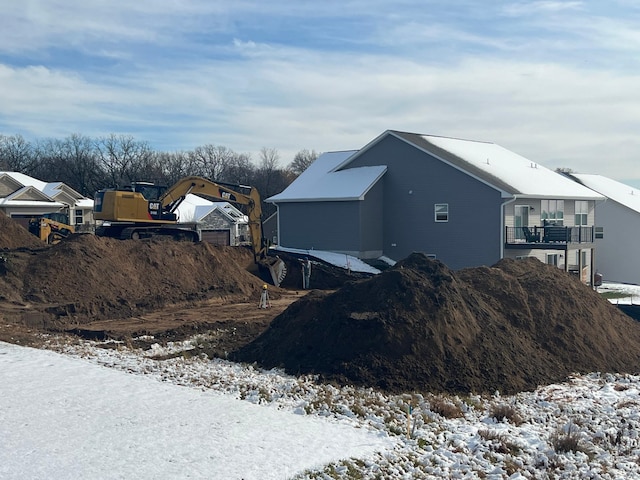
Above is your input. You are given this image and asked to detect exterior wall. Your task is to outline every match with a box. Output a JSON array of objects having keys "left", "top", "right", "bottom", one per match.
[
  {"left": 594, "top": 201, "right": 640, "bottom": 284},
  {"left": 277, "top": 200, "right": 362, "bottom": 255},
  {"left": 199, "top": 211, "right": 243, "bottom": 246},
  {"left": 345, "top": 135, "right": 503, "bottom": 269},
  {"left": 357, "top": 179, "right": 384, "bottom": 258}
]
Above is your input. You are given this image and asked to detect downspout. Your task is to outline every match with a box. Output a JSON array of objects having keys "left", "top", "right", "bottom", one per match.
[
  {"left": 500, "top": 195, "right": 518, "bottom": 260},
  {"left": 275, "top": 203, "right": 281, "bottom": 247},
  {"left": 591, "top": 196, "right": 607, "bottom": 288}
]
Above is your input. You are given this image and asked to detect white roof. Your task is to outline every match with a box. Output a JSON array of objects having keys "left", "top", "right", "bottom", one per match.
[
  {"left": 571, "top": 173, "right": 640, "bottom": 214},
  {"left": 0, "top": 171, "right": 48, "bottom": 191},
  {"left": 267, "top": 151, "right": 387, "bottom": 202},
  {"left": 0, "top": 171, "right": 93, "bottom": 207},
  {"left": 267, "top": 133, "right": 603, "bottom": 204},
  {"left": 175, "top": 194, "right": 247, "bottom": 224},
  {"left": 412, "top": 134, "right": 603, "bottom": 199}
]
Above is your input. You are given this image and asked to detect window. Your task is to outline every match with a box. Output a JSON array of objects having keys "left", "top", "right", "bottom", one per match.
[
  {"left": 595, "top": 226, "right": 604, "bottom": 239},
  {"left": 575, "top": 201, "right": 588, "bottom": 226},
  {"left": 75, "top": 209, "right": 84, "bottom": 225},
  {"left": 575, "top": 250, "right": 588, "bottom": 267},
  {"left": 514, "top": 205, "right": 530, "bottom": 240},
  {"left": 541, "top": 200, "right": 564, "bottom": 225},
  {"left": 435, "top": 203, "right": 449, "bottom": 222},
  {"left": 546, "top": 253, "right": 559, "bottom": 266}
]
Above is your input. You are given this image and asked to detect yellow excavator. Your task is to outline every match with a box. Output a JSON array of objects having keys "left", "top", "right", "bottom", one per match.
[
  {"left": 93, "top": 176, "right": 287, "bottom": 286},
  {"left": 29, "top": 213, "right": 75, "bottom": 244}
]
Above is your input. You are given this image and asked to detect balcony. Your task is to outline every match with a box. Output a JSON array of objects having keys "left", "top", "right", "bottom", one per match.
[{"left": 505, "top": 225, "right": 595, "bottom": 249}]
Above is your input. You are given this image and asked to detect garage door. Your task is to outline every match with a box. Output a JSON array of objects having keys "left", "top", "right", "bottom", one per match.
[{"left": 201, "top": 229, "right": 231, "bottom": 246}]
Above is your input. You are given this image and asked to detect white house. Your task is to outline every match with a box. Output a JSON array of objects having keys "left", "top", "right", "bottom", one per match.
[
  {"left": 175, "top": 194, "right": 249, "bottom": 246},
  {"left": 567, "top": 173, "right": 640, "bottom": 285},
  {"left": 0, "top": 172, "right": 93, "bottom": 231}
]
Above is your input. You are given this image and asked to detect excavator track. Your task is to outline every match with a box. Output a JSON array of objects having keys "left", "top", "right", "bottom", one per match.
[{"left": 119, "top": 226, "right": 199, "bottom": 242}]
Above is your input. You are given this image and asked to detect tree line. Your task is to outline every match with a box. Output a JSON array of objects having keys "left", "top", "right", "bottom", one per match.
[{"left": 0, "top": 133, "right": 318, "bottom": 218}]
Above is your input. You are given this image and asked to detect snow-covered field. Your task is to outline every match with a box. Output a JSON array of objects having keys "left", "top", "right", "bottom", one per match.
[{"left": 3, "top": 335, "right": 640, "bottom": 479}]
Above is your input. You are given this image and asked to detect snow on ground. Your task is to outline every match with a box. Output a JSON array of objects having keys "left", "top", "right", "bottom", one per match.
[
  {"left": 0, "top": 341, "right": 391, "bottom": 480},
  {"left": 598, "top": 281, "right": 640, "bottom": 305},
  {"left": 3, "top": 336, "right": 640, "bottom": 479}
]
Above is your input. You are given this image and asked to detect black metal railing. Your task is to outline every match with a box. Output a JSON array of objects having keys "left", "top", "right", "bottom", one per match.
[{"left": 505, "top": 226, "right": 594, "bottom": 244}]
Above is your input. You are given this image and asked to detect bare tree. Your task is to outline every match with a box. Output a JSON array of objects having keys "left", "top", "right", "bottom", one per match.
[
  {"left": 224, "top": 152, "right": 256, "bottom": 186},
  {"left": 190, "top": 144, "right": 236, "bottom": 180},
  {"left": 155, "top": 151, "right": 196, "bottom": 186},
  {"left": 288, "top": 149, "right": 318, "bottom": 176},
  {"left": 34, "top": 134, "right": 103, "bottom": 196},
  {"left": 0, "top": 134, "right": 38, "bottom": 173},
  {"left": 96, "top": 134, "right": 154, "bottom": 187}
]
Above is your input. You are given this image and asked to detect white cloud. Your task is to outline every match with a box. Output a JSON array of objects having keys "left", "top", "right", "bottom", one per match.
[{"left": 0, "top": 1, "right": 639, "bottom": 181}]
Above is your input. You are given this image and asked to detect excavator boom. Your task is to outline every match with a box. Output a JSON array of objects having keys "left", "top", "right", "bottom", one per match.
[{"left": 94, "top": 176, "right": 286, "bottom": 286}]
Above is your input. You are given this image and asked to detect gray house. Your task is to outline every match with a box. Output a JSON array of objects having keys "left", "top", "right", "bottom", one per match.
[
  {"left": 567, "top": 173, "right": 640, "bottom": 285},
  {"left": 268, "top": 130, "right": 603, "bottom": 282}
]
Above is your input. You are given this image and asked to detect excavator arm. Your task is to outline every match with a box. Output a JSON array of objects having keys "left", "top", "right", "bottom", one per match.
[
  {"left": 159, "top": 176, "right": 265, "bottom": 260},
  {"left": 94, "top": 175, "right": 287, "bottom": 286}
]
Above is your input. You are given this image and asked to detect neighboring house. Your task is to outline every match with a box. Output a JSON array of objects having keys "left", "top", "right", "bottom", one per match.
[
  {"left": 175, "top": 193, "right": 249, "bottom": 246},
  {"left": 565, "top": 173, "right": 640, "bottom": 285},
  {"left": 0, "top": 172, "right": 94, "bottom": 231},
  {"left": 268, "top": 130, "right": 603, "bottom": 283}
]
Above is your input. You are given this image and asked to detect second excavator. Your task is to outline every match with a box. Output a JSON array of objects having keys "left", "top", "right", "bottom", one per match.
[{"left": 93, "top": 176, "right": 287, "bottom": 286}]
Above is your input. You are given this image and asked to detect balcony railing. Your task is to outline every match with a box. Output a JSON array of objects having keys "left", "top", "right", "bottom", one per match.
[{"left": 505, "top": 225, "right": 594, "bottom": 245}]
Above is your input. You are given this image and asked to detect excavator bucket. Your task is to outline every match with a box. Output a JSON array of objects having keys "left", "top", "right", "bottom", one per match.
[{"left": 261, "top": 256, "right": 287, "bottom": 287}]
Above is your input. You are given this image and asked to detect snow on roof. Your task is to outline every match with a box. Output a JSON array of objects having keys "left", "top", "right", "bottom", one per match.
[
  {"left": 75, "top": 198, "right": 94, "bottom": 208},
  {"left": 570, "top": 173, "right": 640, "bottom": 214},
  {"left": 407, "top": 133, "right": 603, "bottom": 199},
  {"left": 267, "top": 133, "right": 603, "bottom": 203},
  {"left": 0, "top": 172, "right": 92, "bottom": 206},
  {"left": 175, "top": 194, "right": 247, "bottom": 224},
  {"left": 175, "top": 194, "right": 217, "bottom": 222},
  {"left": 267, "top": 151, "right": 387, "bottom": 203},
  {"left": 0, "top": 171, "right": 47, "bottom": 191}
]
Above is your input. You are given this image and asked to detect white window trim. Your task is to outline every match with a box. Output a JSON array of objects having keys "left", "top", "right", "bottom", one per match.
[{"left": 434, "top": 203, "right": 449, "bottom": 222}]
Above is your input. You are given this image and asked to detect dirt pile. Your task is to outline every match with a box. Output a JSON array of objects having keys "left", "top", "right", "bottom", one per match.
[
  {"left": 0, "top": 212, "right": 43, "bottom": 249},
  {"left": 232, "top": 254, "right": 640, "bottom": 395},
  {"left": 0, "top": 233, "right": 274, "bottom": 329}
]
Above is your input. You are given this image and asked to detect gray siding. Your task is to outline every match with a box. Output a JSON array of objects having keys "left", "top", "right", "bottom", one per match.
[
  {"left": 357, "top": 179, "right": 384, "bottom": 258},
  {"left": 594, "top": 201, "right": 640, "bottom": 284},
  {"left": 278, "top": 200, "right": 361, "bottom": 253},
  {"left": 346, "top": 135, "right": 503, "bottom": 269}
]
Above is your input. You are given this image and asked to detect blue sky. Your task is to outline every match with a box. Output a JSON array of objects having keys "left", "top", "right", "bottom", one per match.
[{"left": 1, "top": 1, "right": 640, "bottom": 186}]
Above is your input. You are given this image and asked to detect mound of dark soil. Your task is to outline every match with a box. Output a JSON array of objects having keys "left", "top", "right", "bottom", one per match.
[
  {"left": 0, "top": 211, "right": 43, "bottom": 249},
  {"left": 0, "top": 233, "right": 277, "bottom": 328},
  {"left": 232, "top": 254, "right": 640, "bottom": 395}
]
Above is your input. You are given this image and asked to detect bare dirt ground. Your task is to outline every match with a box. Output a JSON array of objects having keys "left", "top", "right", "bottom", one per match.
[
  {"left": 0, "top": 211, "right": 312, "bottom": 351},
  {"left": 3, "top": 211, "right": 640, "bottom": 395}
]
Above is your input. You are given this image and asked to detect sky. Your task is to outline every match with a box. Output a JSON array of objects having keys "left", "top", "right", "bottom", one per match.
[{"left": 1, "top": 1, "right": 640, "bottom": 186}]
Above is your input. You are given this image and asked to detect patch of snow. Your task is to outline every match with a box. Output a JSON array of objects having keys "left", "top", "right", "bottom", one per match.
[
  {"left": 598, "top": 282, "right": 640, "bottom": 305},
  {"left": 274, "top": 246, "right": 381, "bottom": 274},
  {"left": 3, "top": 336, "right": 640, "bottom": 479}
]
